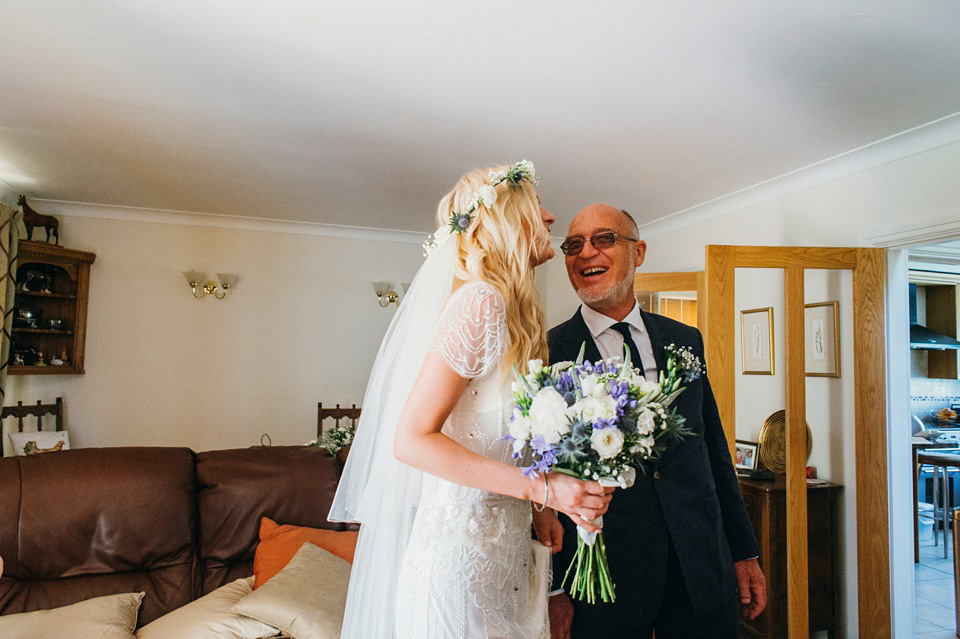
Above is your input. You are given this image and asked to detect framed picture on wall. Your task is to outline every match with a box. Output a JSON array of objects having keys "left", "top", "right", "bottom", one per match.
[
  {"left": 735, "top": 440, "right": 759, "bottom": 470},
  {"left": 740, "top": 307, "right": 775, "bottom": 375},
  {"left": 805, "top": 301, "right": 840, "bottom": 377}
]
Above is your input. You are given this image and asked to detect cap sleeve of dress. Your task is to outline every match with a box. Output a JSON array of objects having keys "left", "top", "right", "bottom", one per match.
[{"left": 430, "top": 281, "right": 509, "bottom": 379}]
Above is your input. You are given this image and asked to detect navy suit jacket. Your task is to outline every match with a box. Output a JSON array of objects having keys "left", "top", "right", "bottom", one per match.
[{"left": 548, "top": 307, "right": 759, "bottom": 626}]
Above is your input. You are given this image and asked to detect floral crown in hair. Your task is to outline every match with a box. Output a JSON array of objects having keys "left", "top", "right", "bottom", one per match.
[{"left": 423, "top": 160, "right": 538, "bottom": 255}]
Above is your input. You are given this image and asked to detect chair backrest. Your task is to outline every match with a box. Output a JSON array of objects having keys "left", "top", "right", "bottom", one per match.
[
  {"left": 317, "top": 402, "right": 361, "bottom": 438},
  {"left": 1, "top": 397, "right": 63, "bottom": 432}
]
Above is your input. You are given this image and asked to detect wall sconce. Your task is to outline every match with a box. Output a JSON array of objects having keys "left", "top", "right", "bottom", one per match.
[
  {"left": 372, "top": 281, "right": 400, "bottom": 307},
  {"left": 183, "top": 271, "right": 237, "bottom": 300}
]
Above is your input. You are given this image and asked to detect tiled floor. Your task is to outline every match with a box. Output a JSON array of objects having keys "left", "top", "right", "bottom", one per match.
[{"left": 916, "top": 526, "right": 958, "bottom": 638}]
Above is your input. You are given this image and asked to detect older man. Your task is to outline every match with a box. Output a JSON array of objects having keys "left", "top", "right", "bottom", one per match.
[{"left": 546, "top": 204, "right": 765, "bottom": 639}]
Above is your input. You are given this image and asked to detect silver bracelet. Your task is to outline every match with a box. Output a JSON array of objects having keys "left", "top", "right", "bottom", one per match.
[{"left": 533, "top": 473, "right": 549, "bottom": 512}]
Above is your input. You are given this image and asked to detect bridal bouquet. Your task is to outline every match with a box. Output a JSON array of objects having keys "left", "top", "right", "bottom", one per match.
[{"left": 507, "top": 343, "right": 701, "bottom": 603}]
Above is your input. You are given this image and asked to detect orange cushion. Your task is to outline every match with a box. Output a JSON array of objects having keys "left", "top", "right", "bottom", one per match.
[{"left": 253, "top": 517, "right": 359, "bottom": 589}]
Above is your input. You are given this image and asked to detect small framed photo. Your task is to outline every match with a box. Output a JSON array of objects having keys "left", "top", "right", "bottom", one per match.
[
  {"left": 740, "top": 307, "right": 775, "bottom": 375},
  {"left": 735, "top": 440, "right": 759, "bottom": 470},
  {"left": 805, "top": 301, "right": 840, "bottom": 377}
]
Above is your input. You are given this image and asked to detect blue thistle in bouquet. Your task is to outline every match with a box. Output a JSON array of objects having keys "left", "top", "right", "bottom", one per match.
[{"left": 506, "top": 342, "right": 702, "bottom": 603}]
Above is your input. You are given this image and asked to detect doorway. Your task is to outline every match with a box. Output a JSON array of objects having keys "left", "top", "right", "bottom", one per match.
[{"left": 905, "top": 240, "right": 960, "bottom": 637}]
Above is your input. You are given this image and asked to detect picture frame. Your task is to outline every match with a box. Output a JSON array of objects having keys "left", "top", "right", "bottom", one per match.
[
  {"left": 735, "top": 439, "right": 759, "bottom": 470},
  {"left": 804, "top": 301, "right": 840, "bottom": 377},
  {"left": 740, "top": 307, "right": 775, "bottom": 375}
]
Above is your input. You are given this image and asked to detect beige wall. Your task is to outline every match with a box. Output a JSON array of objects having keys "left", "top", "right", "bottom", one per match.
[{"left": 2, "top": 211, "right": 425, "bottom": 454}]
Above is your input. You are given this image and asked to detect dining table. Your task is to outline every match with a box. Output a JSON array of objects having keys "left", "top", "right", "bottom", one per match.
[{"left": 916, "top": 444, "right": 960, "bottom": 561}]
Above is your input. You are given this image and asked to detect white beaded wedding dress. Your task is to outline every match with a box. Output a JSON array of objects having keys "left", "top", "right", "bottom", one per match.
[
  {"left": 394, "top": 281, "right": 550, "bottom": 639},
  {"left": 329, "top": 238, "right": 549, "bottom": 639}
]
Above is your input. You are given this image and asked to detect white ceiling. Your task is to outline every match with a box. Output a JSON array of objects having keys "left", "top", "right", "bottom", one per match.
[{"left": 2, "top": 1, "right": 959, "bottom": 233}]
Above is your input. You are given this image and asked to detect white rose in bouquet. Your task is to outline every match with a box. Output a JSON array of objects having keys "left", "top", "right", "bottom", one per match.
[
  {"left": 528, "top": 387, "right": 571, "bottom": 444},
  {"left": 590, "top": 428, "right": 625, "bottom": 460},
  {"left": 636, "top": 408, "right": 657, "bottom": 436},
  {"left": 638, "top": 378, "right": 660, "bottom": 396},
  {"left": 580, "top": 373, "right": 599, "bottom": 397},
  {"left": 591, "top": 379, "right": 610, "bottom": 399},
  {"left": 528, "top": 359, "right": 544, "bottom": 375},
  {"left": 509, "top": 408, "right": 532, "bottom": 441},
  {"left": 575, "top": 395, "right": 618, "bottom": 423},
  {"left": 573, "top": 396, "right": 602, "bottom": 422}
]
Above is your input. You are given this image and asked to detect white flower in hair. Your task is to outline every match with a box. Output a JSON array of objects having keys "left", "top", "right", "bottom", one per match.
[
  {"left": 516, "top": 159, "right": 536, "bottom": 181},
  {"left": 488, "top": 169, "right": 508, "bottom": 184},
  {"left": 478, "top": 185, "right": 498, "bottom": 208}
]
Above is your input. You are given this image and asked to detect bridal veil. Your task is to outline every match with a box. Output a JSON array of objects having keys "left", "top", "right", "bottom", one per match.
[{"left": 328, "top": 239, "right": 456, "bottom": 638}]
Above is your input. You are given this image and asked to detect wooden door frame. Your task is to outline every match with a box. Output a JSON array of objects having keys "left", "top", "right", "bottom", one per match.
[
  {"left": 704, "top": 245, "right": 889, "bottom": 638},
  {"left": 633, "top": 271, "right": 706, "bottom": 336}
]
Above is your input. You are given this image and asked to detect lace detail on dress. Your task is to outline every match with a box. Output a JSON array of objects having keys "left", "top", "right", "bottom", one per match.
[
  {"left": 431, "top": 281, "right": 508, "bottom": 379},
  {"left": 392, "top": 282, "right": 549, "bottom": 638}
]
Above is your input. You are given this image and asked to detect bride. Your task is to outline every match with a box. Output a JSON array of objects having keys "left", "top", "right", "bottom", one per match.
[{"left": 329, "top": 161, "right": 614, "bottom": 638}]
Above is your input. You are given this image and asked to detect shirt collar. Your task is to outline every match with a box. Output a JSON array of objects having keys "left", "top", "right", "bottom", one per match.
[{"left": 580, "top": 302, "right": 645, "bottom": 340}]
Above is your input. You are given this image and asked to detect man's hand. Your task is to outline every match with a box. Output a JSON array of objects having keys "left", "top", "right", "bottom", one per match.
[
  {"left": 734, "top": 558, "right": 767, "bottom": 619},
  {"left": 532, "top": 507, "right": 564, "bottom": 554},
  {"left": 548, "top": 592, "right": 574, "bottom": 639}
]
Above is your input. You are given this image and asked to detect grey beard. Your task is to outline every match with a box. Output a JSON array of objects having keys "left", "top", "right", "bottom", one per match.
[{"left": 576, "top": 274, "right": 635, "bottom": 310}]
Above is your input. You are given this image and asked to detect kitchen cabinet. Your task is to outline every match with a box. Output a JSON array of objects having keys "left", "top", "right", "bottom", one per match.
[{"left": 925, "top": 284, "right": 959, "bottom": 379}]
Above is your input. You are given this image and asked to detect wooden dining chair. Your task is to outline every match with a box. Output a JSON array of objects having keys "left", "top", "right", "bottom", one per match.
[
  {"left": 1, "top": 397, "right": 63, "bottom": 432},
  {"left": 317, "top": 402, "right": 361, "bottom": 438}
]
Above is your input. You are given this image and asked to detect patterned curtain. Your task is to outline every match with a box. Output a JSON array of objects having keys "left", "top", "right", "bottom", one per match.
[{"left": 0, "top": 203, "right": 20, "bottom": 407}]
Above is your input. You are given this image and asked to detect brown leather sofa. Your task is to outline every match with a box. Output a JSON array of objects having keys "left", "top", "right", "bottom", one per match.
[{"left": 0, "top": 445, "right": 348, "bottom": 626}]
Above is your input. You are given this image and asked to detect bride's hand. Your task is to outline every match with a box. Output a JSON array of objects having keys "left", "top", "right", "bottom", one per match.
[
  {"left": 543, "top": 473, "right": 614, "bottom": 532},
  {"left": 532, "top": 506, "right": 564, "bottom": 554}
]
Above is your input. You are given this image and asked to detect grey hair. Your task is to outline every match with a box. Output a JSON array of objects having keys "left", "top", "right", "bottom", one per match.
[{"left": 619, "top": 209, "right": 640, "bottom": 237}]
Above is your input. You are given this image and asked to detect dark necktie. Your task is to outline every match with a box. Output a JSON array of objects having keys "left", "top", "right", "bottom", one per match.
[{"left": 611, "top": 322, "right": 644, "bottom": 375}]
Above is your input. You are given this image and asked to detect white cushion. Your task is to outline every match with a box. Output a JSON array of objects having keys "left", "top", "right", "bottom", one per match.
[
  {"left": 233, "top": 542, "right": 350, "bottom": 639},
  {"left": 8, "top": 430, "right": 70, "bottom": 456},
  {"left": 136, "top": 577, "right": 276, "bottom": 639},
  {"left": 0, "top": 591, "right": 143, "bottom": 639}
]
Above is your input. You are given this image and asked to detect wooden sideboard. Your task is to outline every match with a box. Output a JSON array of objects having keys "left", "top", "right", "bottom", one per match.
[{"left": 738, "top": 476, "right": 843, "bottom": 639}]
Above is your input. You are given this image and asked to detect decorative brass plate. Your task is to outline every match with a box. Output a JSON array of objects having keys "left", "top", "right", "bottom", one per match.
[{"left": 757, "top": 409, "right": 812, "bottom": 473}]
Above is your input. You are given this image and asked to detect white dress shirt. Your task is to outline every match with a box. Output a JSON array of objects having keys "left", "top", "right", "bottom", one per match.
[{"left": 580, "top": 302, "right": 658, "bottom": 381}]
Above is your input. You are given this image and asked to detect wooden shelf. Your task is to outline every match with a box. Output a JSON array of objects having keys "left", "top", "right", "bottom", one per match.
[
  {"left": 15, "top": 290, "right": 77, "bottom": 300},
  {"left": 8, "top": 365, "right": 82, "bottom": 375},
  {"left": 12, "top": 328, "right": 73, "bottom": 335},
  {"left": 10, "top": 241, "right": 95, "bottom": 374}
]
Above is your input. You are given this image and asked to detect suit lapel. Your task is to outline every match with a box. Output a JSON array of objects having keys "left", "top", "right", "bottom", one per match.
[
  {"left": 640, "top": 309, "right": 668, "bottom": 376},
  {"left": 563, "top": 308, "right": 603, "bottom": 364}
]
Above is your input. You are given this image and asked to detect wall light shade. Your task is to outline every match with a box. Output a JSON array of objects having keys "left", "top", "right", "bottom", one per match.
[
  {"left": 184, "top": 271, "right": 236, "bottom": 300},
  {"left": 372, "top": 281, "right": 400, "bottom": 307}
]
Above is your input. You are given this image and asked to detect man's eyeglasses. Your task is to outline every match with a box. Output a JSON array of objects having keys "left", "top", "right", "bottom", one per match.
[{"left": 560, "top": 231, "right": 638, "bottom": 256}]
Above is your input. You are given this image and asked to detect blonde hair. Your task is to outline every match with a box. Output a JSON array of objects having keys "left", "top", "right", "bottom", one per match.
[{"left": 436, "top": 164, "right": 549, "bottom": 369}]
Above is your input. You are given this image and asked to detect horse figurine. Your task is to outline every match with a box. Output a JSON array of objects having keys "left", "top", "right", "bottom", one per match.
[{"left": 17, "top": 195, "right": 60, "bottom": 244}]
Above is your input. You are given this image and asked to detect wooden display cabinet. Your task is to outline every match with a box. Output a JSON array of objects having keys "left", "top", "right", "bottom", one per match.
[
  {"left": 9, "top": 241, "right": 95, "bottom": 375},
  {"left": 738, "top": 476, "right": 843, "bottom": 639}
]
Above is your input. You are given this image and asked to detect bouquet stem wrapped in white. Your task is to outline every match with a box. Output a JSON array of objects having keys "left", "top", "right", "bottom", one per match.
[{"left": 509, "top": 342, "right": 701, "bottom": 604}]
